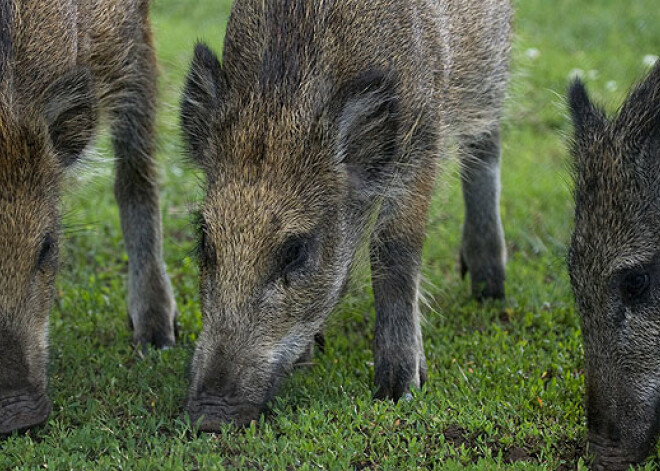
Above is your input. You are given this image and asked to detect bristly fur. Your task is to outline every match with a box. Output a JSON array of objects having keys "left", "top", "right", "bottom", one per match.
[
  {"left": 0, "top": 0, "right": 15, "bottom": 109},
  {"left": 260, "top": 2, "right": 318, "bottom": 91},
  {"left": 181, "top": 0, "right": 512, "bottom": 430},
  {"left": 0, "top": 0, "right": 12, "bottom": 84},
  {"left": 568, "top": 60, "right": 660, "bottom": 468},
  {"left": 190, "top": 209, "right": 206, "bottom": 262}
]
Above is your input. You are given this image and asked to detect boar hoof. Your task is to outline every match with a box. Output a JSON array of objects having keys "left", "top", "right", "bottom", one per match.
[
  {"left": 374, "top": 349, "right": 427, "bottom": 401},
  {"left": 131, "top": 308, "right": 179, "bottom": 352},
  {"left": 459, "top": 251, "right": 505, "bottom": 301},
  {"left": 0, "top": 392, "right": 52, "bottom": 435}
]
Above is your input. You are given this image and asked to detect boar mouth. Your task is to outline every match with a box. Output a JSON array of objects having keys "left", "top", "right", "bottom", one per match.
[{"left": 0, "top": 391, "right": 51, "bottom": 435}]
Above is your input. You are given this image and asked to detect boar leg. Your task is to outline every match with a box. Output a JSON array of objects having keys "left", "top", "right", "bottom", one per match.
[
  {"left": 110, "top": 48, "right": 177, "bottom": 350},
  {"left": 459, "top": 126, "right": 506, "bottom": 300},
  {"left": 371, "top": 188, "right": 431, "bottom": 400}
]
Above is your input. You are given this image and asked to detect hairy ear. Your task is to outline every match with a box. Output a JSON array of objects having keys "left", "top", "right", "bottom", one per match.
[
  {"left": 616, "top": 60, "right": 660, "bottom": 144},
  {"left": 43, "top": 68, "right": 98, "bottom": 167},
  {"left": 335, "top": 71, "right": 399, "bottom": 195},
  {"left": 181, "top": 43, "right": 228, "bottom": 168},
  {"left": 568, "top": 79, "right": 605, "bottom": 140}
]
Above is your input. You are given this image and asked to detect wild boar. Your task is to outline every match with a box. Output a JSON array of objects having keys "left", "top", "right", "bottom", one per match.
[
  {"left": 181, "top": 0, "right": 511, "bottom": 429},
  {"left": 569, "top": 61, "right": 660, "bottom": 469},
  {"left": 0, "top": 0, "right": 176, "bottom": 434}
]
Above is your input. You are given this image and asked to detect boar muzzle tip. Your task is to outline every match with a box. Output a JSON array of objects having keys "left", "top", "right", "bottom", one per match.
[{"left": 0, "top": 392, "right": 52, "bottom": 436}]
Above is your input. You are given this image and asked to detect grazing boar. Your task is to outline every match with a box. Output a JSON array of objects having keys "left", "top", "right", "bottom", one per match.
[
  {"left": 0, "top": 0, "right": 176, "bottom": 434},
  {"left": 569, "top": 61, "right": 660, "bottom": 469},
  {"left": 181, "top": 0, "right": 511, "bottom": 430}
]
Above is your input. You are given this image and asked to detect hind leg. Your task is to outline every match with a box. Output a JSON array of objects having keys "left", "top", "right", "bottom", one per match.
[
  {"left": 459, "top": 126, "right": 506, "bottom": 300},
  {"left": 110, "top": 51, "right": 177, "bottom": 350}
]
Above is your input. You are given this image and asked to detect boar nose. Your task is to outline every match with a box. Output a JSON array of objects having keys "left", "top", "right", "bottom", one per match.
[
  {"left": 0, "top": 389, "right": 52, "bottom": 435},
  {"left": 186, "top": 360, "right": 267, "bottom": 430},
  {"left": 0, "top": 327, "right": 51, "bottom": 434},
  {"left": 586, "top": 392, "right": 649, "bottom": 469},
  {"left": 186, "top": 387, "right": 262, "bottom": 431},
  {"left": 588, "top": 430, "right": 641, "bottom": 471}
]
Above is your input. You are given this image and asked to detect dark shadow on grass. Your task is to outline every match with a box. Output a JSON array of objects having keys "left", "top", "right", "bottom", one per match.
[{"left": 440, "top": 424, "right": 586, "bottom": 469}]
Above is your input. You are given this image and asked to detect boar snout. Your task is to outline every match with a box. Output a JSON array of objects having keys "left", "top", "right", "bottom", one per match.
[
  {"left": 587, "top": 395, "right": 660, "bottom": 470},
  {"left": 186, "top": 347, "right": 288, "bottom": 431},
  {"left": 588, "top": 432, "right": 648, "bottom": 471},
  {"left": 0, "top": 326, "right": 51, "bottom": 436},
  {"left": 186, "top": 370, "right": 280, "bottom": 431},
  {"left": 186, "top": 392, "right": 263, "bottom": 431},
  {"left": 0, "top": 390, "right": 51, "bottom": 435}
]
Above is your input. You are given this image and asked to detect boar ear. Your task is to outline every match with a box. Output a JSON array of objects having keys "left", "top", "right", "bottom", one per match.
[
  {"left": 181, "top": 43, "right": 228, "bottom": 168},
  {"left": 616, "top": 60, "right": 660, "bottom": 144},
  {"left": 43, "top": 68, "right": 98, "bottom": 167},
  {"left": 568, "top": 79, "right": 605, "bottom": 139},
  {"left": 335, "top": 71, "right": 399, "bottom": 193}
]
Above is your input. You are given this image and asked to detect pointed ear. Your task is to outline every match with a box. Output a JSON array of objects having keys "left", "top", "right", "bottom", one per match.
[
  {"left": 616, "top": 60, "right": 660, "bottom": 142},
  {"left": 181, "top": 43, "right": 228, "bottom": 168},
  {"left": 43, "top": 68, "right": 98, "bottom": 167},
  {"left": 334, "top": 71, "right": 399, "bottom": 194},
  {"left": 568, "top": 79, "right": 605, "bottom": 139}
]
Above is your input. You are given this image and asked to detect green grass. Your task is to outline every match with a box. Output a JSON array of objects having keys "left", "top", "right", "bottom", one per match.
[{"left": 2, "top": 0, "right": 660, "bottom": 469}]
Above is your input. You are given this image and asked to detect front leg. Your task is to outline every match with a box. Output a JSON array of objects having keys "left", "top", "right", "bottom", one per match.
[{"left": 371, "top": 200, "right": 430, "bottom": 400}]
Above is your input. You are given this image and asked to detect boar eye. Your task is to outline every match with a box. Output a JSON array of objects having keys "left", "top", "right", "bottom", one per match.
[
  {"left": 37, "top": 233, "right": 56, "bottom": 270},
  {"left": 280, "top": 236, "right": 313, "bottom": 283},
  {"left": 620, "top": 271, "right": 650, "bottom": 302}
]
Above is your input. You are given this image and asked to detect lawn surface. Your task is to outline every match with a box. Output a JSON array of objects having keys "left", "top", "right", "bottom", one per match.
[{"left": 2, "top": 0, "right": 660, "bottom": 469}]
